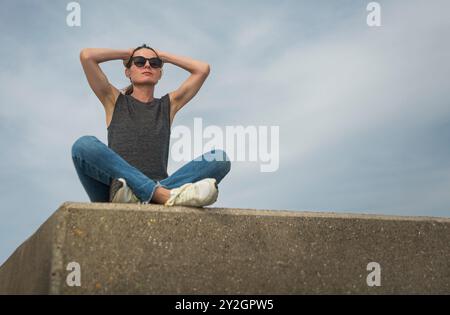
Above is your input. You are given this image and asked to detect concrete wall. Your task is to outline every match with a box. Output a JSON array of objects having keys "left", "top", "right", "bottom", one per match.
[{"left": 0, "top": 201, "right": 449, "bottom": 294}]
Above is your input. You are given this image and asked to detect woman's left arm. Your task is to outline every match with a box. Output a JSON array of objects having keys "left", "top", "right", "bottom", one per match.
[{"left": 156, "top": 49, "right": 210, "bottom": 117}]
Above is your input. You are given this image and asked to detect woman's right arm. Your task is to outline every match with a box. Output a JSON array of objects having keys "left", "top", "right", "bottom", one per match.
[{"left": 79, "top": 48, "right": 132, "bottom": 109}]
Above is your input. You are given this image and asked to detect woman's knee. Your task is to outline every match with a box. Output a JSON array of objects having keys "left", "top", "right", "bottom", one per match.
[
  {"left": 206, "top": 149, "right": 231, "bottom": 176},
  {"left": 71, "top": 135, "right": 100, "bottom": 158}
]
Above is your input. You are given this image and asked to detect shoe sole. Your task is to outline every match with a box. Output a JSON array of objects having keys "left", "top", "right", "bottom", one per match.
[{"left": 195, "top": 178, "right": 219, "bottom": 207}]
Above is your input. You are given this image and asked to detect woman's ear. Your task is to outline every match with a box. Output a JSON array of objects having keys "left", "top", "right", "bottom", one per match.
[{"left": 125, "top": 68, "right": 131, "bottom": 80}]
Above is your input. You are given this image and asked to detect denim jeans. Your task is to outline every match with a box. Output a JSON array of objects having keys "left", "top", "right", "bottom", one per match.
[{"left": 71, "top": 135, "right": 231, "bottom": 203}]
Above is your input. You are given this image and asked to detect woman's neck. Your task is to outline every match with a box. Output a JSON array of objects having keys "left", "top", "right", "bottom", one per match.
[{"left": 131, "top": 85, "right": 155, "bottom": 103}]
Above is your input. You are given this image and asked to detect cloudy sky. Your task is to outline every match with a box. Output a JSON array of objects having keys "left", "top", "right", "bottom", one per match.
[{"left": 0, "top": 0, "right": 449, "bottom": 264}]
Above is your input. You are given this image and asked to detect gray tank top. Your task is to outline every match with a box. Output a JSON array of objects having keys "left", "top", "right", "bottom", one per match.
[{"left": 107, "top": 92, "right": 171, "bottom": 181}]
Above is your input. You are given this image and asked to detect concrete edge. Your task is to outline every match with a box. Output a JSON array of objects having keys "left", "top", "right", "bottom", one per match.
[
  {"left": 61, "top": 201, "right": 450, "bottom": 223},
  {"left": 48, "top": 207, "right": 68, "bottom": 295},
  {"left": 0, "top": 206, "right": 61, "bottom": 294}
]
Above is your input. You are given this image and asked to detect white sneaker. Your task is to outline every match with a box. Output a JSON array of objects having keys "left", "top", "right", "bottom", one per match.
[
  {"left": 110, "top": 178, "right": 140, "bottom": 203},
  {"left": 164, "top": 178, "right": 218, "bottom": 207}
]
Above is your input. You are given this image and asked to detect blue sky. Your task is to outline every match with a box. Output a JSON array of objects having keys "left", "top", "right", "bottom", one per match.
[{"left": 0, "top": 0, "right": 449, "bottom": 264}]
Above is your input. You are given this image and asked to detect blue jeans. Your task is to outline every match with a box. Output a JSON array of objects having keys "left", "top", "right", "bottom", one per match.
[{"left": 71, "top": 135, "right": 231, "bottom": 203}]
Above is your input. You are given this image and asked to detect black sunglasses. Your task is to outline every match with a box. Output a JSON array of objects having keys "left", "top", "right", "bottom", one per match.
[{"left": 131, "top": 56, "right": 163, "bottom": 68}]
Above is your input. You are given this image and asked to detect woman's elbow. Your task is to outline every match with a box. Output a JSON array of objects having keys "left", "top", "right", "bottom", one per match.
[
  {"left": 200, "top": 63, "right": 210, "bottom": 76},
  {"left": 79, "top": 48, "right": 92, "bottom": 61}
]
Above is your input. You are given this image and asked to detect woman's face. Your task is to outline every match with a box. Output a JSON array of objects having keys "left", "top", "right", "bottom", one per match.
[{"left": 126, "top": 48, "right": 162, "bottom": 86}]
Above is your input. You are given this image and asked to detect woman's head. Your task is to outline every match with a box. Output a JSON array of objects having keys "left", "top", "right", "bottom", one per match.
[{"left": 123, "top": 44, "right": 164, "bottom": 95}]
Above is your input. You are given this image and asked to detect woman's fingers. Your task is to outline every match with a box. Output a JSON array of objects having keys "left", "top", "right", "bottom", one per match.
[{"left": 123, "top": 48, "right": 134, "bottom": 67}]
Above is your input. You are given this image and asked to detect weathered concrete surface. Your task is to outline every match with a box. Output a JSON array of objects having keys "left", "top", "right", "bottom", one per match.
[{"left": 0, "top": 201, "right": 449, "bottom": 294}]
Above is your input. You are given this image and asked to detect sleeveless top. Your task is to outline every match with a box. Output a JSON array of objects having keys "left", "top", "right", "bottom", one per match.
[{"left": 107, "top": 92, "right": 171, "bottom": 182}]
